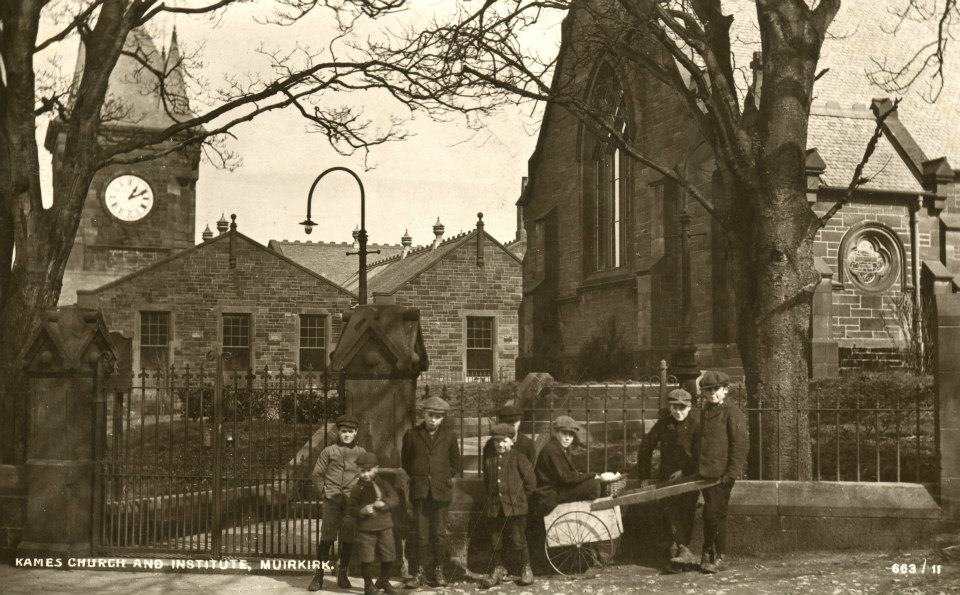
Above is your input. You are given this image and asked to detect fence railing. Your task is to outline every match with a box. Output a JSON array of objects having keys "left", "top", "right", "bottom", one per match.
[{"left": 430, "top": 367, "right": 937, "bottom": 485}]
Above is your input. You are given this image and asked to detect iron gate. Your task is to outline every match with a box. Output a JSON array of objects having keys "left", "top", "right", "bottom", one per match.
[{"left": 95, "top": 355, "right": 344, "bottom": 558}]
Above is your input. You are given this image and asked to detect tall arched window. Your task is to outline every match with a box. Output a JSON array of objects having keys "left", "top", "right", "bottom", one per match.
[{"left": 584, "top": 62, "right": 632, "bottom": 274}]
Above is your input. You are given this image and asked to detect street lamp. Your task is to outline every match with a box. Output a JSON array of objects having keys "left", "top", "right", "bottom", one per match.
[{"left": 300, "top": 166, "right": 379, "bottom": 304}]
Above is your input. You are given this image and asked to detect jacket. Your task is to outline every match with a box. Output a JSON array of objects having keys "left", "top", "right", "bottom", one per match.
[
  {"left": 481, "top": 449, "right": 537, "bottom": 517},
  {"left": 400, "top": 422, "right": 462, "bottom": 501},
  {"left": 347, "top": 475, "right": 400, "bottom": 532},
  {"left": 311, "top": 442, "right": 367, "bottom": 498},
  {"left": 636, "top": 408, "right": 701, "bottom": 481},
  {"left": 481, "top": 432, "right": 537, "bottom": 468},
  {"left": 534, "top": 437, "right": 591, "bottom": 489},
  {"left": 698, "top": 401, "right": 748, "bottom": 481}
]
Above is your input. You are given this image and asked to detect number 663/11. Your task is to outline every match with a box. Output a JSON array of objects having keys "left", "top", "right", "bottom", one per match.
[{"left": 890, "top": 561, "right": 942, "bottom": 574}]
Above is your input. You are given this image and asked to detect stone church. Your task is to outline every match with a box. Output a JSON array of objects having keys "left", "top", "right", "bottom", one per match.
[{"left": 517, "top": 3, "right": 960, "bottom": 380}]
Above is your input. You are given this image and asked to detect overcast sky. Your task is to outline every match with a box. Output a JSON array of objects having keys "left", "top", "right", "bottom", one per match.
[{"left": 37, "top": 2, "right": 564, "bottom": 248}]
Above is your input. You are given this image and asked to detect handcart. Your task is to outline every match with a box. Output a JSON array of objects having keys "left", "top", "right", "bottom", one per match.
[{"left": 542, "top": 476, "right": 720, "bottom": 576}]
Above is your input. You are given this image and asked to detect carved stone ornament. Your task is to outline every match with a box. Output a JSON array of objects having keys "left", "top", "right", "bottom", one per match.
[{"left": 841, "top": 226, "right": 902, "bottom": 293}]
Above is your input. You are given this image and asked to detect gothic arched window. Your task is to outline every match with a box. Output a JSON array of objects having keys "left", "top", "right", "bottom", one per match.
[{"left": 583, "top": 62, "right": 632, "bottom": 274}]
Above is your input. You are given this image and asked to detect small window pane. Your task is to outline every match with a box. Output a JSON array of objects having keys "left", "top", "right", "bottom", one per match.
[
  {"left": 222, "top": 313, "right": 251, "bottom": 370},
  {"left": 300, "top": 314, "right": 326, "bottom": 372},
  {"left": 466, "top": 316, "right": 494, "bottom": 381},
  {"left": 140, "top": 311, "right": 170, "bottom": 369}
]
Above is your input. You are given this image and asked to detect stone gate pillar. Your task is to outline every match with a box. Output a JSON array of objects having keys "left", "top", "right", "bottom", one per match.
[
  {"left": 329, "top": 304, "right": 428, "bottom": 467},
  {"left": 928, "top": 266, "right": 960, "bottom": 520},
  {"left": 17, "top": 308, "right": 116, "bottom": 556}
]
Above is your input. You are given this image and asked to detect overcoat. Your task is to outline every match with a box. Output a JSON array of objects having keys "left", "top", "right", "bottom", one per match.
[
  {"left": 636, "top": 408, "right": 701, "bottom": 480},
  {"left": 311, "top": 442, "right": 367, "bottom": 498},
  {"left": 347, "top": 475, "right": 400, "bottom": 532},
  {"left": 400, "top": 422, "right": 462, "bottom": 501},
  {"left": 481, "top": 449, "right": 537, "bottom": 517},
  {"left": 481, "top": 433, "right": 537, "bottom": 467},
  {"left": 534, "top": 437, "right": 591, "bottom": 489},
  {"left": 698, "top": 401, "right": 748, "bottom": 481}
]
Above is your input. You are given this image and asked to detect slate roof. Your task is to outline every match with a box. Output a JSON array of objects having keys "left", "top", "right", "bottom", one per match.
[
  {"left": 343, "top": 227, "right": 522, "bottom": 295},
  {"left": 59, "top": 271, "right": 125, "bottom": 306},
  {"left": 808, "top": 105, "right": 924, "bottom": 193},
  {"left": 268, "top": 240, "right": 405, "bottom": 286},
  {"left": 78, "top": 231, "right": 355, "bottom": 299}
]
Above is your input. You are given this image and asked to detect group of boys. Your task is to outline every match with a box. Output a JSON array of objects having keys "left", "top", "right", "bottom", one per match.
[
  {"left": 636, "top": 370, "right": 748, "bottom": 573},
  {"left": 307, "top": 369, "right": 745, "bottom": 592}
]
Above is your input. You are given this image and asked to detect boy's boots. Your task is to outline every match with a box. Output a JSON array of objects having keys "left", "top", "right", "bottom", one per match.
[
  {"left": 306, "top": 569, "right": 324, "bottom": 592},
  {"left": 307, "top": 540, "right": 334, "bottom": 591},
  {"left": 518, "top": 563, "right": 535, "bottom": 586},
  {"left": 362, "top": 563, "right": 378, "bottom": 595},
  {"left": 376, "top": 562, "right": 397, "bottom": 594},
  {"left": 338, "top": 542, "right": 354, "bottom": 588}
]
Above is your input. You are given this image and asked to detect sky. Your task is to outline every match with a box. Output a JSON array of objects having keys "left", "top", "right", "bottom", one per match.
[
  {"left": 36, "top": 1, "right": 566, "bottom": 248},
  {"left": 34, "top": 1, "right": 960, "bottom": 251}
]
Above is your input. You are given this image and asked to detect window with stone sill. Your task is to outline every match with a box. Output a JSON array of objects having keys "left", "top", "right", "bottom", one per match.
[
  {"left": 139, "top": 311, "right": 170, "bottom": 369},
  {"left": 465, "top": 316, "right": 495, "bottom": 381},
  {"left": 299, "top": 314, "right": 327, "bottom": 372},
  {"left": 222, "top": 313, "right": 251, "bottom": 371}
]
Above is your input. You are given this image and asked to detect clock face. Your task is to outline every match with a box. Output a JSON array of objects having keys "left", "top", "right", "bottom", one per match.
[{"left": 104, "top": 175, "right": 154, "bottom": 222}]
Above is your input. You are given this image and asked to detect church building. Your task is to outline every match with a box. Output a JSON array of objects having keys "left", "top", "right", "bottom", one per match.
[{"left": 517, "top": 3, "right": 960, "bottom": 380}]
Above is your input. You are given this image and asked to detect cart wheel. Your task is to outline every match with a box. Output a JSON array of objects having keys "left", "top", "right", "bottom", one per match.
[{"left": 544, "top": 510, "right": 617, "bottom": 576}]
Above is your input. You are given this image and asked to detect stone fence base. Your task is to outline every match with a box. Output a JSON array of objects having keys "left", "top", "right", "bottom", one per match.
[
  {"left": 445, "top": 478, "right": 941, "bottom": 572},
  {"left": 0, "top": 465, "right": 25, "bottom": 563}
]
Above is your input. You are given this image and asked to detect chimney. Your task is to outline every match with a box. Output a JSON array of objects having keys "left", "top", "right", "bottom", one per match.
[
  {"left": 201, "top": 224, "right": 213, "bottom": 242},
  {"left": 431, "top": 218, "right": 445, "bottom": 249},
  {"left": 216, "top": 213, "right": 229, "bottom": 235},
  {"left": 401, "top": 229, "right": 412, "bottom": 258},
  {"left": 476, "top": 212, "right": 484, "bottom": 268},
  {"left": 228, "top": 214, "right": 237, "bottom": 268}
]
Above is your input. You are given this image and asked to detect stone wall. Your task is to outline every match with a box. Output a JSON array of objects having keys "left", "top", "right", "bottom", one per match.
[
  {"left": 384, "top": 237, "right": 522, "bottom": 382},
  {"left": 77, "top": 232, "right": 355, "bottom": 373},
  {"left": 0, "top": 465, "right": 24, "bottom": 562}
]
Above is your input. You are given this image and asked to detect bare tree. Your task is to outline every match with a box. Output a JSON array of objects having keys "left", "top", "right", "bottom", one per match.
[
  {"left": 0, "top": 0, "right": 486, "bottom": 462},
  {"left": 381, "top": 0, "right": 956, "bottom": 478}
]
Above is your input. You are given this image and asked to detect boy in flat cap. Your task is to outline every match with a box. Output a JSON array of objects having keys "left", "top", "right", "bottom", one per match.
[
  {"left": 348, "top": 452, "right": 400, "bottom": 594},
  {"left": 534, "top": 415, "right": 620, "bottom": 511},
  {"left": 400, "top": 395, "right": 462, "bottom": 588},
  {"left": 309, "top": 415, "right": 367, "bottom": 591},
  {"left": 480, "top": 423, "right": 537, "bottom": 589},
  {"left": 481, "top": 403, "right": 536, "bottom": 467},
  {"left": 636, "top": 388, "right": 701, "bottom": 570},
  {"left": 696, "top": 371, "right": 747, "bottom": 574}
]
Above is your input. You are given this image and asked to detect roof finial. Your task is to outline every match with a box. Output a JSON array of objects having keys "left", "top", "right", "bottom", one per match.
[
  {"left": 216, "top": 213, "right": 229, "bottom": 235},
  {"left": 229, "top": 213, "right": 237, "bottom": 232},
  {"left": 431, "top": 218, "right": 445, "bottom": 250},
  {"left": 202, "top": 224, "right": 213, "bottom": 242}
]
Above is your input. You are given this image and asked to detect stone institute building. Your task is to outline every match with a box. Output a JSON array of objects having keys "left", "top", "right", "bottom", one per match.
[{"left": 517, "top": 2, "right": 960, "bottom": 380}]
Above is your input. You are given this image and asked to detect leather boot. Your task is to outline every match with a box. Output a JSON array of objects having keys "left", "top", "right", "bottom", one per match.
[
  {"left": 376, "top": 562, "right": 397, "bottom": 593},
  {"left": 700, "top": 551, "right": 717, "bottom": 574},
  {"left": 671, "top": 544, "right": 699, "bottom": 566},
  {"left": 480, "top": 564, "right": 507, "bottom": 589},
  {"left": 517, "top": 563, "right": 534, "bottom": 586},
  {"left": 337, "top": 542, "right": 354, "bottom": 588},
  {"left": 306, "top": 569, "right": 324, "bottom": 592},
  {"left": 402, "top": 570, "right": 422, "bottom": 590},
  {"left": 425, "top": 565, "right": 447, "bottom": 588},
  {"left": 362, "top": 563, "right": 377, "bottom": 595}
]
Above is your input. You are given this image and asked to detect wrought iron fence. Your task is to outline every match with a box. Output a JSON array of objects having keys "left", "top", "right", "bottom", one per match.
[
  {"left": 432, "top": 366, "right": 937, "bottom": 485},
  {"left": 97, "top": 362, "right": 344, "bottom": 558}
]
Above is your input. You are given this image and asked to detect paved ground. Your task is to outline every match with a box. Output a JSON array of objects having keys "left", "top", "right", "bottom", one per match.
[{"left": 2, "top": 549, "right": 957, "bottom": 593}]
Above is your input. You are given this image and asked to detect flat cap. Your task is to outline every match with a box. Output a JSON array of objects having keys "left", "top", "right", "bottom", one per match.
[
  {"left": 496, "top": 404, "right": 522, "bottom": 421},
  {"left": 418, "top": 395, "right": 451, "bottom": 413},
  {"left": 551, "top": 415, "right": 581, "bottom": 434},
  {"left": 490, "top": 423, "right": 516, "bottom": 438},
  {"left": 699, "top": 370, "right": 731, "bottom": 391},
  {"left": 356, "top": 451, "right": 379, "bottom": 470},
  {"left": 336, "top": 415, "right": 359, "bottom": 429},
  {"left": 667, "top": 388, "right": 692, "bottom": 406}
]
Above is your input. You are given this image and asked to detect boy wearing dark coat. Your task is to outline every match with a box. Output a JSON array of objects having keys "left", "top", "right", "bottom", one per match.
[
  {"left": 479, "top": 423, "right": 537, "bottom": 589},
  {"left": 696, "top": 371, "right": 748, "bottom": 574},
  {"left": 308, "top": 415, "right": 366, "bottom": 591},
  {"left": 348, "top": 452, "right": 400, "bottom": 595},
  {"left": 636, "top": 388, "right": 701, "bottom": 569},
  {"left": 480, "top": 404, "right": 537, "bottom": 466},
  {"left": 534, "top": 415, "right": 621, "bottom": 511},
  {"left": 400, "top": 395, "right": 462, "bottom": 588}
]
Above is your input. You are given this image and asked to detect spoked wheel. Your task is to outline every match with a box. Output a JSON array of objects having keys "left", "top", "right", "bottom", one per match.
[{"left": 544, "top": 510, "right": 617, "bottom": 576}]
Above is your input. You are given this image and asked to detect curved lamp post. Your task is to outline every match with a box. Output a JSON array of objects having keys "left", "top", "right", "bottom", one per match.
[{"left": 300, "top": 166, "right": 378, "bottom": 304}]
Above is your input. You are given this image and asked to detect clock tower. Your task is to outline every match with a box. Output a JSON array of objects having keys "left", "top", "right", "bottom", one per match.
[{"left": 48, "top": 27, "right": 201, "bottom": 305}]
